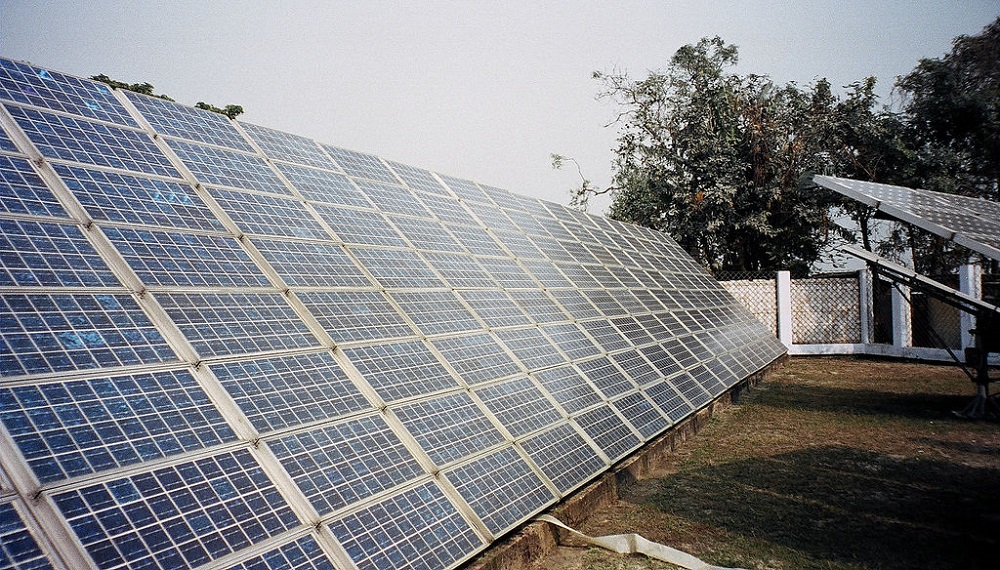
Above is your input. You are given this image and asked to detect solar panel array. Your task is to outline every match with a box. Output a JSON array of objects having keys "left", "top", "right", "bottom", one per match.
[
  {"left": 814, "top": 175, "right": 1000, "bottom": 261},
  {"left": 0, "top": 58, "right": 786, "bottom": 570}
]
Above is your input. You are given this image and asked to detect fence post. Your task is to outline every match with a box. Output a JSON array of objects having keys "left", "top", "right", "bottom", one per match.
[
  {"left": 776, "top": 271, "right": 793, "bottom": 348},
  {"left": 858, "top": 268, "right": 871, "bottom": 345},
  {"left": 959, "top": 263, "right": 982, "bottom": 352},
  {"left": 891, "top": 283, "right": 912, "bottom": 349}
]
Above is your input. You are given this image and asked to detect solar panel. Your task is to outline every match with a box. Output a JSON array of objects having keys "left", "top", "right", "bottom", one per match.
[
  {"left": 0, "top": 58, "right": 785, "bottom": 570},
  {"left": 443, "top": 447, "right": 555, "bottom": 535},
  {"left": 268, "top": 414, "right": 424, "bottom": 515},
  {"left": 473, "top": 376, "right": 563, "bottom": 436},
  {"left": 240, "top": 122, "right": 337, "bottom": 170},
  {"left": 814, "top": 175, "right": 1000, "bottom": 261},
  {"left": 7, "top": 105, "right": 179, "bottom": 177},
  {"left": 0, "top": 155, "right": 68, "bottom": 218},
  {"left": 124, "top": 91, "right": 254, "bottom": 152}
]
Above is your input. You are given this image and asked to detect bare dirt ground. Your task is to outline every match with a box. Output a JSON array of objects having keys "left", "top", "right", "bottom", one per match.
[{"left": 528, "top": 357, "right": 1000, "bottom": 570}]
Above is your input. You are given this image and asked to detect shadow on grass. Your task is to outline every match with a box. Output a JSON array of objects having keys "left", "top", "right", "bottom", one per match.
[
  {"left": 652, "top": 446, "right": 999, "bottom": 569},
  {"left": 753, "top": 381, "right": 974, "bottom": 421}
]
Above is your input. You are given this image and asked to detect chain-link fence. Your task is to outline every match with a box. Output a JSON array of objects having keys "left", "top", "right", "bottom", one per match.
[
  {"left": 716, "top": 271, "right": 778, "bottom": 336},
  {"left": 790, "top": 275, "right": 862, "bottom": 344},
  {"left": 911, "top": 274, "right": 962, "bottom": 350}
]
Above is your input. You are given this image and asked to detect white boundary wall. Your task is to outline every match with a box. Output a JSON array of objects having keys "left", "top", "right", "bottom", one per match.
[{"left": 721, "top": 266, "right": 996, "bottom": 364}]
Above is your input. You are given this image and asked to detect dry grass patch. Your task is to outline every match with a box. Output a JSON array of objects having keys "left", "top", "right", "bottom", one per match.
[{"left": 530, "top": 357, "right": 1000, "bottom": 570}]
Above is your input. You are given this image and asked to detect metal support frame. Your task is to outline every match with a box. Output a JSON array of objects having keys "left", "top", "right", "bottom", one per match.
[{"left": 842, "top": 245, "right": 1000, "bottom": 419}]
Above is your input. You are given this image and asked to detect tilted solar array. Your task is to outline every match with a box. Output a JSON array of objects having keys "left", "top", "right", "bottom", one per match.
[
  {"left": 0, "top": 57, "right": 785, "bottom": 570},
  {"left": 814, "top": 175, "right": 1000, "bottom": 261}
]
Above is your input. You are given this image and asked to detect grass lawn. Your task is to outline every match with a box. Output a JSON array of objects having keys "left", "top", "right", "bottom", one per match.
[{"left": 529, "top": 357, "right": 1000, "bottom": 570}]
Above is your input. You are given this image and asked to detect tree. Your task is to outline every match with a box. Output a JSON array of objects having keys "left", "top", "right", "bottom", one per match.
[
  {"left": 91, "top": 74, "right": 244, "bottom": 119},
  {"left": 568, "top": 37, "right": 895, "bottom": 276},
  {"left": 881, "top": 18, "right": 1000, "bottom": 274},
  {"left": 195, "top": 101, "right": 244, "bottom": 120}
]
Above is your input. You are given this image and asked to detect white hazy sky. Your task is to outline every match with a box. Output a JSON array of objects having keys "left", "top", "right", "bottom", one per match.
[{"left": 1, "top": 1, "right": 997, "bottom": 212}]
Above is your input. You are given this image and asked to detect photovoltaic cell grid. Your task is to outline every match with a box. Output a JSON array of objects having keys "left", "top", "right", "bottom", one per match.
[
  {"left": 813, "top": 175, "right": 1000, "bottom": 261},
  {"left": 0, "top": 58, "right": 785, "bottom": 570}
]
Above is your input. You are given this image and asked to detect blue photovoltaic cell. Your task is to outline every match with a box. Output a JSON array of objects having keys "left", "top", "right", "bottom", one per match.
[
  {"left": 393, "top": 392, "right": 505, "bottom": 466},
  {"left": 643, "top": 380, "right": 694, "bottom": 422},
  {"left": 520, "top": 423, "right": 605, "bottom": 494},
  {"left": 509, "top": 290, "right": 566, "bottom": 324},
  {"left": 350, "top": 248, "right": 444, "bottom": 289},
  {"left": 52, "top": 164, "right": 224, "bottom": 232},
  {"left": 446, "top": 224, "right": 503, "bottom": 256},
  {"left": 439, "top": 174, "right": 489, "bottom": 203},
  {"left": 343, "top": 341, "right": 459, "bottom": 402},
  {"left": 420, "top": 252, "right": 494, "bottom": 288},
  {"left": 210, "top": 351, "right": 370, "bottom": 433},
  {"left": 0, "top": 501, "right": 54, "bottom": 570},
  {"left": 465, "top": 201, "right": 515, "bottom": 231},
  {"left": 610, "top": 350, "right": 661, "bottom": 387},
  {"left": 0, "top": 124, "right": 17, "bottom": 152},
  {"left": 389, "top": 217, "right": 465, "bottom": 253},
  {"left": 541, "top": 323, "right": 601, "bottom": 361},
  {"left": 532, "top": 366, "right": 602, "bottom": 414},
  {"left": 445, "top": 447, "right": 555, "bottom": 535},
  {"left": 352, "top": 180, "right": 430, "bottom": 218},
  {"left": 577, "top": 356, "right": 635, "bottom": 398},
  {"left": 6, "top": 106, "right": 179, "bottom": 178},
  {"left": 580, "top": 319, "right": 632, "bottom": 352},
  {"left": 124, "top": 92, "right": 254, "bottom": 152},
  {"left": 274, "top": 163, "right": 371, "bottom": 208},
  {"left": 494, "top": 327, "right": 564, "bottom": 371},
  {"left": 389, "top": 291, "right": 482, "bottom": 337},
  {"left": 0, "top": 156, "right": 67, "bottom": 218},
  {"left": 519, "top": 259, "right": 572, "bottom": 289},
  {"left": 474, "top": 376, "right": 563, "bottom": 437},
  {"left": 320, "top": 145, "right": 400, "bottom": 184},
  {"left": 0, "top": 219, "right": 120, "bottom": 288},
  {"left": 268, "top": 414, "right": 424, "bottom": 515},
  {"left": 327, "top": 481, "right": 481, "bottom": 570},
  {"left": 208, "top": 187, "right": 329, "bottom": 240},
  {"left": 170, "top": 140, "right": 289, "bottom": 194},
  {"left": 0, "top": 368, "right": 236, "bottom": 483},
  {"left": 640, "top": 344, "right": 682, "bottom": 377},
  {"left": 0, "top": 58, "right": 137, "bottom": 127},
  {"left": 430, "top": 333, "right": 521, "bottom": 385},
  {"left": 220, "top": 535, "right": 336, "bottom": 570},
  {"left": 0, "top": 293, "right": 177, "bottom": 377},
  {"left": 612, "top": 392, "right": 668, "bottom": 439},
  {"left": 102, "top": 227, "right": 272, "bottom": 288},
  {"left": 297, "top": 290, "right": 413, "bottom": 344},
  {"left": 386, "top": 161, "right": 449, "bottom": 195},
  {"left": 312, "top": 206, "right": 407, "bottom": 247},
  {"left": 476, "top": 256, "right": 536, "bottom": 288},
  {"left": 239, "top": 123, "right": 336, "bottom": 170},
  {"left": 155, "top": 292, "right": 318, "bottom": 358},
  {"left": 458, "top": 290, "right": 531, "bottom": 329},
  {"left": 250, "top": 237, "right": 372, "bottom": 288},
  {"left": 546, "top": 290, "right": 602, "bottom": 321},
  {"left": 417, "top": 194, "right": 479, "bottom": 227},
  {"left": 575, "top": 405, "right": 641, "bottom": 462},
  {"left": 672, "top": 372, "right": 711, "bottom": 408},
  {"left": 492, "top": 231, "right": 545, "bottom": 261},
  {"left": 52, "top": 449, "right": 299, "bottom": 570}
]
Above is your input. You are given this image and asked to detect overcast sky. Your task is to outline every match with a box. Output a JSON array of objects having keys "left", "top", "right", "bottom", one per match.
[{"left": 1, "top": 1, "right": 997, "bottom": 212}]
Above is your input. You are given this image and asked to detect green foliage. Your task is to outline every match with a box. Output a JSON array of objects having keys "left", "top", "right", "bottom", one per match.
[
  {"left": 885, "top": 18, "right": 1000, "bottom": 274},
  {"left": 91, "top": 74, "right": 245, "bottom": 119},
  {"left": 583, "top": 37, "right": 895, "bottom": 275},
  {"left": 570, "top": 20, "right": 999, "bottom": 276},
  {"left": 90, "top": 74, "right": 174, "bottom": 101},
  {"left": 194, "top": 102, "right": 245, "bottom": 120}
]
